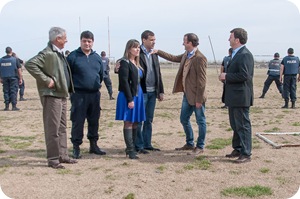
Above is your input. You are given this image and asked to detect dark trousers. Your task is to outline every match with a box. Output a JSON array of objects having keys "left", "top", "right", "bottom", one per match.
[
  {"left": 2, "top": 77, "right": 18, "bottom": 105},
  {"left": 262, "top": 75, "right": 282, "bottom": 95},
  {"left": 103, "top": 76, "right": 113, "bottom": 95},
  {"left": 283, "top": 75, "right": 297, "bottom": 102},
  {"left": 221, "top": 83, "right": 225, "bottom": 103},
  {"left": 228, "top": 107, "right": 252, "bottom": 156},
  {"left": 40, "top": 96, "right": 69, "bottom": 164},
  {"left": 70, "top": 91, "right": 101, "bottom": 146},
  {"left": 19, "top": 78, "right": 25, "bottom": 97}
]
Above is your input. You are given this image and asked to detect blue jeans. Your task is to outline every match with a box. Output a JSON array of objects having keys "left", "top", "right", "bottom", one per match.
[
  {"left": 135, "top": 91, "right": 157, "bottom": 150},
  {"left": 180, "top": 94, "right": 206, "bottom": 149}
]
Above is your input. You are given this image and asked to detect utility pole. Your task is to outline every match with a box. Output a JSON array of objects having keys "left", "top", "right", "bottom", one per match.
[{"left": 108, "top": 16, "right": 111, "bottom": 57}]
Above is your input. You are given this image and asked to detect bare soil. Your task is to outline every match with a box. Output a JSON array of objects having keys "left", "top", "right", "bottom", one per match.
[{"left": 0, "top": 65, "right": 299, "bottom": 199}]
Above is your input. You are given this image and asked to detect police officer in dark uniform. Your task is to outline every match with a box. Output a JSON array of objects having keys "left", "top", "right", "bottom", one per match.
[
  {"left": 220, "top": 48, "right": 233, "bottom": 108},
  {"left": 12, "top": 52, "right": 26, "bottom": 101},
  {"left": 0, "top": 47, "right": 22, "bottom": 111},
  {"left": 280, "top": 48, "right": 300, "bottom": 108},
  {"left": 259, "top": 52, "right": 283, "bottom": 98},
  {"left": 100, "top": 51, "right": 114, "bottom": 100}
]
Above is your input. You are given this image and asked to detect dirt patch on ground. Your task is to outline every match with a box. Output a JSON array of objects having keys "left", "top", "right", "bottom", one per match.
[{"left": 0, "top": 66, "right": 299, "bottom": 199}]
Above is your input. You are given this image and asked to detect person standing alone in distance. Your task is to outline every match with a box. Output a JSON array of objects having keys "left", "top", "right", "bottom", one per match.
[
  {"left": 280, "top": 48, "right": 300, "bottom": 109},
  {"left": 220, "top": 48, "right": 233, "bottom": 108},
  {"left": 100, "top": 51, "right": 115, "bottom": 100},
  {"left": 259, "top": 52, "right": 283, "bottom": 99},
  {"left": 219, "top": 28, "right": 254, "bottom": 163},
  {"left": 0, "top": 47, "right": 22, "bottom": 111}
]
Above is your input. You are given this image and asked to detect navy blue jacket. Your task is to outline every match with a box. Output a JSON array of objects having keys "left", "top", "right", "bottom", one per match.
[
  {"left": 67, "top": 48, "right": 103, "bottom": 92},
  {"left": 281, "top": 55, "right": 300, "bottom": 75},
  {"left": 0, "top": 55, "right": 21, "bottom": 78}
]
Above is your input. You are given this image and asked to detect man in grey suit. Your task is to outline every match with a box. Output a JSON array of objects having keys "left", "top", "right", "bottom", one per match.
[{"left": 219, "top": 28, "right": 254, "bottom": 164}]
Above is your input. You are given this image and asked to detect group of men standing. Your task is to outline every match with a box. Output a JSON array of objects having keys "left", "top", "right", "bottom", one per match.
[{"left": 5, "top": 25, "right": 260, "bottom": 169}]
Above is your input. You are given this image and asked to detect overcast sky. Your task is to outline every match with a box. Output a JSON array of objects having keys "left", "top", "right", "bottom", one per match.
[{"left": 0, "top": 0, "right": 300, "bottom": 62}]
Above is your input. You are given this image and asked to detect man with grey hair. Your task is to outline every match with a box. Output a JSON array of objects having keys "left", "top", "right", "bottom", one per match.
[{"left": 25, "top": 27, "right": 77, "bottom": 169}]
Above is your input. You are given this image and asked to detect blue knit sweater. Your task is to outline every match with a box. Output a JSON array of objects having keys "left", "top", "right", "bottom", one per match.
[{"left": 67, "top": 48, "right": 103, "bottom": 92}]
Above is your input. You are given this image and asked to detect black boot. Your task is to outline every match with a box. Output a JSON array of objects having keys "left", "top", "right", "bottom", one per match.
[
  {"left": 20, "top": 96, "right": 27, "bottom": 101},
  {"left": 4, "top": 104, "right": 9, "bottom": 111},
  {"left": 291, "top": 101, "right": 296, "bottom": 109},
  {"left": 123, "top": 129, "right": 139, "bottom": 159},
  {"left": 109, "top": 94, "right": 115, "bottom": 100},
  {"left": 282, "top": 100, "right": 289, "bottom": 109},
  {"left": 259, "top": 93, "right": 265, "bottom": 98},
  {"left": 12, "top": 104, "right": 20, "bottom": 111},
  {"left": 89, "top": 140, "right": 106, "bottom": 155},
  {"left": 73, "top": 145, "right": 81, "bottom": 159}
]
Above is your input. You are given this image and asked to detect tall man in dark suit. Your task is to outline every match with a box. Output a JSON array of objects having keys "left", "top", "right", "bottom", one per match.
[{"left": 219, "top": 28, "right": 254, "bottom": 164}]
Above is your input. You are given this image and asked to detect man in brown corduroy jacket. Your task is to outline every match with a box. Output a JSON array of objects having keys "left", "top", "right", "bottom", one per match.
[{"left": 154, "top": 33, "right": 207, "bottom": 155}]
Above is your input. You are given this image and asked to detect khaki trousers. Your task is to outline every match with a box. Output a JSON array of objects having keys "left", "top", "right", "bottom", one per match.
[{"left": 40, "top": 96, "right": 69, "bottom": 164}]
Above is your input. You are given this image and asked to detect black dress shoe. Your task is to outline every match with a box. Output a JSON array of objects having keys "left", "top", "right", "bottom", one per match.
[
  {"left": 59, "top": 157, "right": 78, "bottom": 164},
  {"left": 145, "top": 147, "right": 160, "bottom": 151},
  {"left": 175, "top": 144, "right": 194, "bottom": 151},
  {"left": 137, "top": 149, "right": 149, "bottom": 154},
  {"left": 48, "top": 163, "right": 65, "bottom": 169},
  {"left": 234, "top": 155, "right": 251, "bottom": 163},
  {"left": 225, "top": 150, "right": 241, "bottom": 158}
]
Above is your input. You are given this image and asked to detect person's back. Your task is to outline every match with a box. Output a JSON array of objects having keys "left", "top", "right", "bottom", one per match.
[{"left": 100, "top": 51, "right": 114, "bottom": 100}]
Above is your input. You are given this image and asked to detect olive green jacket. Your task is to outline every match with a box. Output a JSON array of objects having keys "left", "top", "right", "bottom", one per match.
[{"left": 25, "top": 42, "right": 74, "bottom": 97}]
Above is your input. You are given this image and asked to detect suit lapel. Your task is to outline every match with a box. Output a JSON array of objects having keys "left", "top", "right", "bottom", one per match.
[{"left": 227, "top": 46, "right": 245, "bottom": 68}]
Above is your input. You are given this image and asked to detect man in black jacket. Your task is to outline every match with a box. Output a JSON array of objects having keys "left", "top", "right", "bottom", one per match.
[
  {"left": 67, "top": 31, "right": 106, "bottom": 159},
  {"left": 219, "top": 28, "right": 254, "bottom": 163},
  {"left": 135, "top": 30, "right": 164, "bottom": 153}
]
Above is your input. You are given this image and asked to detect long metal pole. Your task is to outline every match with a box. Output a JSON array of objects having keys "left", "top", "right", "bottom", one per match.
[
  {"left": 108, "top": 16, "right": 111, "bottom": 57},
  {"left": 79, "top": 16, "right": 81, "bottom": 34},
  {"left": 208, "top": 35, "right": 218, "bottom": 74}
]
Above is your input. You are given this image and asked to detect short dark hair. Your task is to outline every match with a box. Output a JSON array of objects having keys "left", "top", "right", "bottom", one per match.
[
  {"left": 141, "top": 30, "right": 155, "bottom": 41},
  {"left": 230, "top": 28, "right": 248, "bottom": 45},
  {"left": 288, "top": 48, "right": 294, "bottom": 54},
  {"left": 80, "top": 30, "right": 94, "bottom": 41},
  {"left": 274, "top": 52, "right": 280, "bottom": 57},
  {"left": 184, "top": 33, "right": 199, "bottom": 47},
  {"left": 5, "top": 47, "right": 12, "bottom": 54}
]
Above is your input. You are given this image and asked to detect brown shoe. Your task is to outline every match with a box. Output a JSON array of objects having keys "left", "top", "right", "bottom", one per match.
[
  {"left": 59, "top": 157, "right": 78, "bottom": 164},
  {"left": 187, "top": 147, "right": 204, "bottom": 155},
  {"left": 48, "top": 163, "right": 65, "bottom": 169},
  {"left": 234, "top": 155, "right": 251, "bottom": 164},
  {"left": 225, "top": 150, "right": 241, "bottom": 158},
  {"left": 175, "top": 144, "right": 194, "bottom": 151}
]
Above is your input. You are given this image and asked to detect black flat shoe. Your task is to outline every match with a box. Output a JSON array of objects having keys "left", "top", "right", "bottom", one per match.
[{"left": 145, "top": 147, "right": 160, "bottom": 151}]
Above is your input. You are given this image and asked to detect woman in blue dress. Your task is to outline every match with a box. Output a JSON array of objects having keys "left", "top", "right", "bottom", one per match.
[{"left": 115, "top": 39, "right": 146, "bottom": 159}]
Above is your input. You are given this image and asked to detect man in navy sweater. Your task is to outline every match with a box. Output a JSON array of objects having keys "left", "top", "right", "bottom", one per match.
[{"left": 67, "top": 31, "right": 106, "bottom": 159}]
